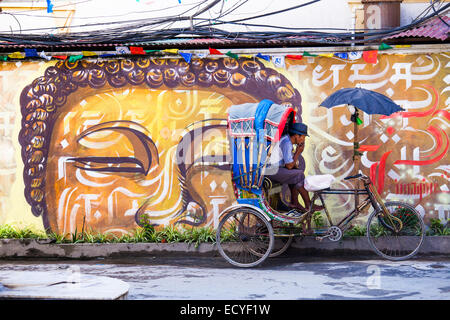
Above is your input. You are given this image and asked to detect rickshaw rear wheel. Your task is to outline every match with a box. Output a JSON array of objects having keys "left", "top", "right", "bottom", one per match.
[
  {"left": 216, "top": 207, "right": 274, "bottom": 268},
  {"left": 270, "top": 235, "right": 293, "bottom": 257}
]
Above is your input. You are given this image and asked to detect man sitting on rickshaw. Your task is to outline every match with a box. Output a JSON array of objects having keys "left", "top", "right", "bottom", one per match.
[{"left": 266, "top": 123, "right": 323, "bottom": 213}]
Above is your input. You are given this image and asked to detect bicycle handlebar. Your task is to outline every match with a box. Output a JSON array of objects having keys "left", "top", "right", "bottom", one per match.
[{"left": 344, "top": 173, "right": 363, "bottom": 180}]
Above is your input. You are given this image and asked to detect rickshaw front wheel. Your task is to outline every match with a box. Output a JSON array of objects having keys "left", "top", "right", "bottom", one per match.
[
  {"left": 216, "top": 207, "right": 274, "bottom": 268},
  {"left": 367, "top": 201, "right": 425, "bottom": 261}
]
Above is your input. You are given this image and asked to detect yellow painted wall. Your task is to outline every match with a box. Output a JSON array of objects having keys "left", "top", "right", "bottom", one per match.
[{"left": 0, "top": 51, "right": 448, "bottom": 235}]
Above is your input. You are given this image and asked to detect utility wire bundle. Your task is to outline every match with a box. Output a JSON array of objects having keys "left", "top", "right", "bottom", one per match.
[{"left": 0, "top": 0, "right": 448, "bottom": 47}]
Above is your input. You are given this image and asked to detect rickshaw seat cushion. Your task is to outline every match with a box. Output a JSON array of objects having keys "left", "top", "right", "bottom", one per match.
[{"left": 304, "top": 174, "right": 335, "bottom": 191}]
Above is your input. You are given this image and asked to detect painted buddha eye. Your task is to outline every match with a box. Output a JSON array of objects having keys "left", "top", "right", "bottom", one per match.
[{"left": 67, "top": 120, "right": 159, "bottom": 175}]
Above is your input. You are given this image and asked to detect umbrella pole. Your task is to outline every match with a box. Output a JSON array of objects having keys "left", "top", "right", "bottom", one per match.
[{"left": 353, "top": 108, "right": 360, "bottom": 210}]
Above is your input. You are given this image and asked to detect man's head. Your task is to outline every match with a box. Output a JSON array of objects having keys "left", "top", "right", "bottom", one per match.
[{"left": 288, "top": 123, "right": 308, "bottom": 145}]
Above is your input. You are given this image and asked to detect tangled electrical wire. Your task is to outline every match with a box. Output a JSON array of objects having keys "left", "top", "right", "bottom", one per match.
[{"left": 0, "top": 0, "right": 448, "bottom": 47}]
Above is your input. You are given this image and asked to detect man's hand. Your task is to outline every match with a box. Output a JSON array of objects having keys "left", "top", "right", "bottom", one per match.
[
  {"left": 286, "top": 143, "right": 305, "bottom": 170},
  {"left": 295, "top": 142, "right": 305, "bottom": 154}
]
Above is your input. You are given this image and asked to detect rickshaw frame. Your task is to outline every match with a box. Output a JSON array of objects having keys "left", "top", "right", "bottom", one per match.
[{"left": 215, "top": 101, "right": 425, "bottom": 268}]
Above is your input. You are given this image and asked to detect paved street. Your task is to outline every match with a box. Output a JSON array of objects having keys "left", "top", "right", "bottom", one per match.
[{"left": 0, "top": 255, "right": 448, "bottom": 300}]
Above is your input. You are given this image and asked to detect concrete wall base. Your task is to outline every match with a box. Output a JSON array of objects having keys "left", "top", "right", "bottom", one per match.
[{"left": 0, "top": 237, "right": 448, "bottom": 259}]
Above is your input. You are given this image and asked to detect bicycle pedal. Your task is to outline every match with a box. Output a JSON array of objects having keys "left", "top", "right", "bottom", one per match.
[{"left": 315, "top": 235, "right": 330, "bottom": 242}]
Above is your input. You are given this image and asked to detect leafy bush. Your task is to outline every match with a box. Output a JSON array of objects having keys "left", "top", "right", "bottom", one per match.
[
  {"left": 344, "top": 224, "right": 366, "bottom": 237},
  {"left": 427, "top": 219, "right": 450, "bottom": 236},
  {"left": 0, "top": 224, "right": 46, "bottom": 239}
]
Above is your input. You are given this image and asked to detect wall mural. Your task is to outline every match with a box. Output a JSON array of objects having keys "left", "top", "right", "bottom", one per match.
[{"left": 0, "top": 51, "right": 447, "bottom": 235}]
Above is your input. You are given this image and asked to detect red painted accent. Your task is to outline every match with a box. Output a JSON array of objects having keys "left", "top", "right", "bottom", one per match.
[
  {"left": 423, "top": 125, "right": 442, "bottom": 158},
  {"left": 394, "top": 127, "right": 448, "bottom": 166},
  {"left": 381, "top": 85, "right": 438, "bottom": 119},
  {"left": 370, "top": 162, "right": 378, "bottom": 187},
  {"left": 386, "top": 126, "right": 395, "bottom": 135},
  {"left": 432, "top": 109, "right": 450, "bottom": 121},
  {"left": 359, "top": 145, "right": 380, "bottom": 152},
  {"left": 377, "top": 151, "right": 393, "bottom": 194}
]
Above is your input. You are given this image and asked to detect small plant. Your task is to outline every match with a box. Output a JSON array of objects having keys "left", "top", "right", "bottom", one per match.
[
  {"left": 0, "top": 224, "right": 47, "bottom": 239},
  {"left": 427, "top": 219, "right": 450, "bottom": 236},
  {"left": 344, "top": 224, "right": 367, "bottom": 237},
  {"left": 312, "top": 211, "right": 325, "bottom": 228},
  {"left": 138, "top": 214, "right": 156, "bottom": 241},
  {"left": 185, "top": 227, "right": 216, "bottom": 247}
]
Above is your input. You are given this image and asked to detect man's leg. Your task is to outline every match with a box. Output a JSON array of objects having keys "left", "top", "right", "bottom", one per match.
[
  {"left": 296, "top": 185, "right": 323, "bottom": 212},
  {"left": 289, "top": 185, "right": 306, "bottom": 212}
]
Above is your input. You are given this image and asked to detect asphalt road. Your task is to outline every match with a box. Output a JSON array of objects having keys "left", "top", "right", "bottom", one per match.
[{"left": 0, "top": 254, "right": 448, "bottom": 300}]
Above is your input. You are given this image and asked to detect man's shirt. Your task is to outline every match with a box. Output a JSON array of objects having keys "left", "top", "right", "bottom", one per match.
[
  {"left": 277, "top": 134, "right": 294, "bottom": 167},
  {"left": 266, "top": 134, "right": 306, "bottom": 175},
  {"left": 266, "top": 135, "right": 293, "bottom": 173}
]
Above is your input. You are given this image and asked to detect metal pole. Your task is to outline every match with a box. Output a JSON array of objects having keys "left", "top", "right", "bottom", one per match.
[{"left": 354, "top": 108, "right": 360, "bottom": 210}]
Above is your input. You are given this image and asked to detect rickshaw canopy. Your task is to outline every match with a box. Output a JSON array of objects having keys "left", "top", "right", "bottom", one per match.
[{"left": 228, "top": 99, "right": 295, "bottom": 194}]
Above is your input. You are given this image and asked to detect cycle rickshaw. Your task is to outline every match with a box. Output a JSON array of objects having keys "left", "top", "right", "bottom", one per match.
[{"left": 215, "top": 96, "right": 425, "bottom": 268}]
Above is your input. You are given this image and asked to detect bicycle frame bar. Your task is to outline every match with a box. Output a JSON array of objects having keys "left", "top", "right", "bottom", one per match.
[{"left": 312, "top": 180, "right": 384, "bottom": 230}]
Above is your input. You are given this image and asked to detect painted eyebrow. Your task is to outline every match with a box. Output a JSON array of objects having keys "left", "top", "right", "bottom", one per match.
[
  {"left": 67, "top": 156, "right": 147, "bottom": 174},
  {"left": 71, "top": 121, "right": 158, "bottom": 175}
]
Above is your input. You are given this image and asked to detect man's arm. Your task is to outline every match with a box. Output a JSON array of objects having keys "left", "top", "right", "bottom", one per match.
[{"left": 285, "top": 142, "right": 304, "bottom": 170}]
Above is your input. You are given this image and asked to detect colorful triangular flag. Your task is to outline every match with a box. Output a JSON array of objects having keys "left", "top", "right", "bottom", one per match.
[
  {"left": 318, "top": 53, "right": 334, "bottom": 58},
  {"left": 256, "top": 53, "right": 270, "bottom": 61},
  {"left": 163, "top": 48, "right": 179, "bottom": 54},
  {"left": 116, "top": 46, "right": 131, "bottom": 55},
  {"left": 68, "top": 55, "right": 83, "bottom": 63},
  {"left": 196, "top": 52, "right": 208, "bottom": 59},
  {"left": 8, "top": 52, "right": 25, "bottom": 59},
  {"left": 363, "top": 50, "right": 378, "bottom": 64},
  {"left": 225, "top": 51, "right": 238, "bottom": 60},
  {"left": 303, "top": 51, "right": 318, "bottom": 57},
  {"left": 378, "top": 43, "right": 392, "bottom": 51},
  {"left": 130, "top": 46, "right": 145, "bottom": 55},
  {"left": 286, "top": 54, "right": 303, "bottom": 60},
  {"left": 82, "top": 51, "right": 97, "bottom": 56},
  {"left": 25, "top": 49, "right": 38, "bottom": 58},
  {"left": 334, "top": 52, "right": 348, "bottom": 60},
  {"left": 271, "top": 55, "right": 285, "bottom": 68},
  {"left": 209, "top": 47, "right": 223, "bottom": 55},
  {"left": 38, "top": 51, "right": 52, "bottom": 61},
  {"left": 349, "top": 51, "right": 362, "bottom": 60},
  {"left": 179, "top": 52, "right": 192, "bottom": 63},
  {"left": 99, "top": 53, "right": 116, "bottom": 58}
]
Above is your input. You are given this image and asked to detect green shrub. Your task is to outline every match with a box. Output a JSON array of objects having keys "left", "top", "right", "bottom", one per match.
[
  {"left": 427, "top": 219, "right": 450, "bottom": 236},
  {"left": 344, "top": 224, "right": 366, "bottom": 237}
]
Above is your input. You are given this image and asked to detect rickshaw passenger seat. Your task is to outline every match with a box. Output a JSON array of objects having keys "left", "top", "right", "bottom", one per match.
[{"left": 263, "top": 177, "right": 283, "bottom": 196}]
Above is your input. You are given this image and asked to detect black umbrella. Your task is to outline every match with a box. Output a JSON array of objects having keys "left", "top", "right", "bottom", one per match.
[
  {"left": 319, "top": 87, "right": 404, "bottom": 208},
  {"left": 320, "top": 87, "right": 404, "bottom": 116}
]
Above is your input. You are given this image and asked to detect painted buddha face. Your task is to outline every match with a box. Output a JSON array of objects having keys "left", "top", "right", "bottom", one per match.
[
  {"left": 19, "top": 58, "right": 302, "bottom": 235},
  {"left": 45, "top": 88, "right": 237, "bottom": 235}
]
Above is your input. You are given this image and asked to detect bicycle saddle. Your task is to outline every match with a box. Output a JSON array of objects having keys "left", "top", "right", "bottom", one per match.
[{"left": 304, "top": 174, "right": 335, "bottom": 191}]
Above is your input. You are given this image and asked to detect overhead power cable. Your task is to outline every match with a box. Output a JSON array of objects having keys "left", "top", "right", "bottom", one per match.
[{"left": 0, "top": 0, "right": 447, "bottom": 47}]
